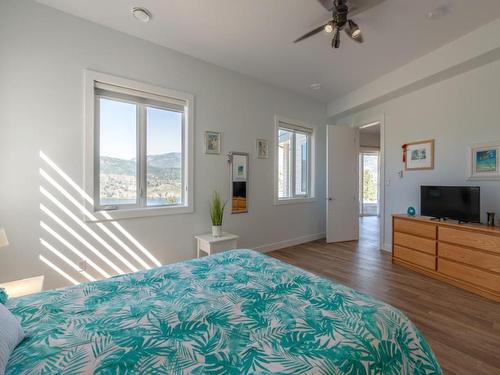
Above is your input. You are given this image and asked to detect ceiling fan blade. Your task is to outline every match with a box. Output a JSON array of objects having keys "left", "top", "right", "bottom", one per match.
[
  {"left": 344, "top": 28, "right": 363, "bottom": 43},
  {"left": 294, "top": 23, "right": 330, "bottom": 43},
  {"left": 347, "top": 0, "right": 386, "bottom": 16}
]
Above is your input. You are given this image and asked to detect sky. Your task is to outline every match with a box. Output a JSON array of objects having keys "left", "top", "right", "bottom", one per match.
[{"left": 100, "top": 98, "right": 182, "bottom": 160}]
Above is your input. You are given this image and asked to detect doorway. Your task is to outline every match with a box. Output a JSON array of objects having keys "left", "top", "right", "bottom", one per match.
[
  {"left": 358, "top": 123, "right": 381, "bottom": 248},
  {"left": 359, "top": 151, "right": 380, "bottom": 217},
  {"left": 326, "top": 119, "right": 384, "bottom": 250}
]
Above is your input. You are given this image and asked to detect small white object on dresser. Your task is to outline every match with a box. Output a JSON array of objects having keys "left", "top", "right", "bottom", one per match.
[{"left": 195, "top": 232, "right": 239, "bottom": 258}]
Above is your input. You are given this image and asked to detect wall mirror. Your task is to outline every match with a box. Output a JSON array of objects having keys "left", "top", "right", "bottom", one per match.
[{"left": 228, "top": 152, "right": 248, "bottom": 214}]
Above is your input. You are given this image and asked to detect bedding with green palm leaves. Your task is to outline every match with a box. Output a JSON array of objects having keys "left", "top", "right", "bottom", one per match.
[{"left": 6, "top": 249, "right": 441, "bottom": 374}]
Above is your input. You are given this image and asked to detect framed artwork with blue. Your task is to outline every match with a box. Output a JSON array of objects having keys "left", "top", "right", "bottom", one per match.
[{"left": 468, "top": 141, "right": 500, "bottom": 180}]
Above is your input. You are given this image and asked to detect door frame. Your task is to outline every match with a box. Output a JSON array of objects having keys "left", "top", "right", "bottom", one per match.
[{"left": 353, "top": 116, "right": 386, "bottom": 251}]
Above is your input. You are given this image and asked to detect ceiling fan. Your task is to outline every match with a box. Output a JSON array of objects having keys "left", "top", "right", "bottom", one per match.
[{"left": 294, "top": 0, "right": 385, "bottom": 48}]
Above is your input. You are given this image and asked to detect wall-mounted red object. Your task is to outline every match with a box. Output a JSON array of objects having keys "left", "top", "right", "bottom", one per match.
[{"left": 402, "top": 144, "right": 408, "bottom": 163}]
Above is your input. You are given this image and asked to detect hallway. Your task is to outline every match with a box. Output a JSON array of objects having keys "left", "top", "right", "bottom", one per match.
[{"left": 359, "top": 215, "right": 380, "bottom": 249}]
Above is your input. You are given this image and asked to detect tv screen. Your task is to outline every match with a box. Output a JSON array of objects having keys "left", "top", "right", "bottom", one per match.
[{"left": 421, "top": 186, "right": 480, "bottom": 223}]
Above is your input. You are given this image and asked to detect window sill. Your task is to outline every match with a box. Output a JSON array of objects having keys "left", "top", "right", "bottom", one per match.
[
  {"left": 84, "top": 205, "right": 194, "bottom": 222},
  {"left": 274, "top": 197, "right": 316, "bottom": 206}
]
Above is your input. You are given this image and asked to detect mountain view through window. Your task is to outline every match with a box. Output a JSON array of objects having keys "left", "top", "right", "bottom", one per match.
[{"left": 99, "top": 97, "right": 183, "bottom": 207}]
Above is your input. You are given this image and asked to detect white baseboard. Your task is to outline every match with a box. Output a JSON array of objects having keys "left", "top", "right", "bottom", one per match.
[
  {"left": 253, "top": 232, "right": 326, "bottom": 253},
  {"left": 382, "top": 242, "right": 392, "bottom": 252}
]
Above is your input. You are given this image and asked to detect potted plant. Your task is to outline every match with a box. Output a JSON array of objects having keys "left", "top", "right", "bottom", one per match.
[{"left": 210, "top": 191, "right": 226, "bottom": 237}]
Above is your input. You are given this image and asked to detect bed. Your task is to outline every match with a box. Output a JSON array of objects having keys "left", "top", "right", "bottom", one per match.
[{"left": 5, "top": 249, "right": 441, "bottom": 374}]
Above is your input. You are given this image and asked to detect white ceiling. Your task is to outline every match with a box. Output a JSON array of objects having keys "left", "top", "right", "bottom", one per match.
[{"left": 36, "top": 0, "right": 500, "bottom": 102}]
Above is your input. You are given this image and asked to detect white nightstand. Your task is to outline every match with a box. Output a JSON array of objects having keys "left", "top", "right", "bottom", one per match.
[{"left": 195, "top": 232, "right": 239, "bottom": 258}]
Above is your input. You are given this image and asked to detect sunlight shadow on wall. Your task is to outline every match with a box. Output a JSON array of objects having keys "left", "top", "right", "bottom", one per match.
[
  {"left": 39, "top": 255, "right": 79, "bottom": 286},
  {"left": 40, "top": 204, "right": 124, "bottom": 275},
  {"left": 40, "top": 151, "right": 160, "bottom": 266},
  {"left": 40, "top": 239, "right": 95, "bottom": 281},
  {"left": 39, "top": 151, "right": 162, "bottom": 286},
  {"left": 41, "top": 187, "right": 136, "bottom": 272},
  {"left": 39, "top": 169, "right": 152, "bottom": 269},
  {"left": 40, "top": 221, "right": 110, "bottom": 278}
]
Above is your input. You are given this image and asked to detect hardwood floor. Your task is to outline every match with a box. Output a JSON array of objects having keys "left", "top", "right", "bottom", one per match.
[{"left": 268, "top": 218, "right": 500, "bottom": 375}]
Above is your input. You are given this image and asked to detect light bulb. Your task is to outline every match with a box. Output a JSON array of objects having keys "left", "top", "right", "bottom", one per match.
[{"left": 348, "top": 20, "right": 361, "bottom": 39}]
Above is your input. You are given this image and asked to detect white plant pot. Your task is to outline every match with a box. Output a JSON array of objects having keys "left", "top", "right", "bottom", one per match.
[{"left": 212, "top": 225, "right": 223, "bottom": 237}]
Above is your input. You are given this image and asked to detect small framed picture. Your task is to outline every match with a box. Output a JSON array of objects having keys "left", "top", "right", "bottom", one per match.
[
  {"left": 468, "top": 141, "right": 500, "bottom": 180},
  {"left": 205, "top": 131, "right": 221, "bottom": 154},
  {"left": 256, "top": 139, "right": 269, "bottom": 159},
  {"left": 405, "top": 139, "right": 434, "bottom": 170}
]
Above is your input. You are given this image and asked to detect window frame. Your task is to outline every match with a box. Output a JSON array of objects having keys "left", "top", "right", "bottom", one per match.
[
  {"left": 84, "top": 70, "right": 194, "bottom": 221},
  {"left": 274, "top": 115, "right": 316, "bottom": 205}
]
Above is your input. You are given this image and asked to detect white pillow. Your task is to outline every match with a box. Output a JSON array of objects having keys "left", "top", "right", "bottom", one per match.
[{"left": 0, "top": 304, "right": 24, "bottom": 374}]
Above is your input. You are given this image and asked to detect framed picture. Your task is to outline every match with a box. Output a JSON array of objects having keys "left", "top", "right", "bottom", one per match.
[
  {"left": 468, "top": 141, "right": 500, "bottom": 180},
  {"left": 256, "top": 139, "right": 269, "bottom": 159},
  {"left": 405, "top": 139, "right": 434, "bottom": 170},
  {"left": 204, "top": 131, "right": 221, "bottom": 154}
]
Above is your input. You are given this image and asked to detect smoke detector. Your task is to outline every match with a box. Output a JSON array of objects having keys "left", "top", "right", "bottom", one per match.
[{"left": 131, "top": 7, "right": 152, "bottom": 23}]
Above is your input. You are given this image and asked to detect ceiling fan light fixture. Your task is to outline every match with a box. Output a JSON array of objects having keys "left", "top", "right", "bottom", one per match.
[
  {"left": 294, "top": 0, "right": 376, "bottom": 47},
  {"left": 348, "top": 20, "right": 361, "bottom": 39},
  {"left": 131, "top": 7, "right": 152, "bottom": 23}
]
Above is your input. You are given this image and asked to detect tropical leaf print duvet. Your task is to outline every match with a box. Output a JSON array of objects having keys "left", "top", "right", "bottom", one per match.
[{"left": 6, "top": 250, "right": 441, "bottom": 374}]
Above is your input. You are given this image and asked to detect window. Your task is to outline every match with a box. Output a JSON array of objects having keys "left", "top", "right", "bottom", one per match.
[
  {"left": 275, "top": 117, "right": 314, "bottom": 204},
  {"left": 85, "top": 71, "right": 193, "bottom": 220}
]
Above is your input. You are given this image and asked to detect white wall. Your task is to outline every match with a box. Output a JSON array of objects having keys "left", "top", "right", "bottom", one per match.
[
  {"left": 0, "top": 0, "right": 327, "bottom": 289},
  {"left": 336, "top": 58, "right": 500, "bottom": 249},
  {"left": 359, "top": 131, "right": 380, "bottom": 149}
]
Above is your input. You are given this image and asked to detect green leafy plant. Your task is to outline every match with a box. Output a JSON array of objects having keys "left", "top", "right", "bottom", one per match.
[{"left": 210, "top": 191, "right": 226, "bottom": 226}]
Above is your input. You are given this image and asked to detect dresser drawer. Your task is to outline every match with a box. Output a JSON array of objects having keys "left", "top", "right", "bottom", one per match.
[
  {"left": 393, "top": 218, "right": 437, "bottom": 239},
  {"left": 439, "top": 242, "right": 500, "bottom": 274},
  {"left": 439, "top": 227, "right": 500, "bottom": 255},
  {"left": 394, "top": 232, "right": 436, "bottom": 255},
  {"left": 393, "top": 245, "right": 436, "bottom": 270},
  {"left": 438, "top": 258, "right": 500, "bottom": 293}
]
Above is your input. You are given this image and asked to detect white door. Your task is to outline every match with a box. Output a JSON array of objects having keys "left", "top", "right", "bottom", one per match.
[{"left": 326, "top": 125, "right": 359, "bottom": 243}]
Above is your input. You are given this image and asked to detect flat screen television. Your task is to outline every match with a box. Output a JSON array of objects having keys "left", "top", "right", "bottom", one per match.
[{"left": 420, "top": 186, "right": 480, "bottom": 223}]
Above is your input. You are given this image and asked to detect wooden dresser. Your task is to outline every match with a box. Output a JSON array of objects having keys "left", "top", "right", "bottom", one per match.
[{"left": 392, "top": 214, "right": 500, "bottom": 302}]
